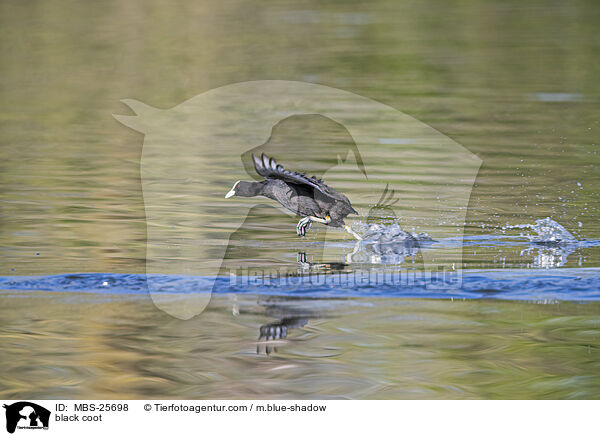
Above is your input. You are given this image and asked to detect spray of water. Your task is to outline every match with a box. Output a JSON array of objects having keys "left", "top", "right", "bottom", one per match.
[{"left": 503, "top": 217, "right": 578, "bottom": 244}]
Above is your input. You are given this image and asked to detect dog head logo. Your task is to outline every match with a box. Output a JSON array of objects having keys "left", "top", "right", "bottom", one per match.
[
  {"left": 3, "top": 402, "right": 50, "bottom": 434},
  {"left": 114, "top": 80, "right": 481, "bottom": 319}
]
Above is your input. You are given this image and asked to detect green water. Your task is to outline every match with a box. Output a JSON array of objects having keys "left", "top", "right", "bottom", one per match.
[
  {"left": 1, "top": 0, "right": 599, "bottom": 398},
  {"left": 1, "top": 0, "right": 599, "bottom": 274},
  {"left": 1, "top": 291, "right": 599, "bottom": 399}
]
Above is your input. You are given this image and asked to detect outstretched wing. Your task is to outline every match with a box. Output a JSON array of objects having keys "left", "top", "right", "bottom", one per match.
[{"left": 252, "top": 153, "right": 343, "bottom": 201}]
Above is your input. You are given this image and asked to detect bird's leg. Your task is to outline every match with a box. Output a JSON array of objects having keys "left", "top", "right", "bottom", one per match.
[
  {"left": 344, "top": 225, "right": 363, "bottom": 240},
  {"left": 296, "top": 215, "right": 332, "bottom": 236},
  {"left": 297, "top": 251, "right": 310, "bottom": 269},
  {"left": 296, "top": 217, "right": 312, "bottom": 236},
  {"left": 310, "top": 216, "right": 331, "bottom": 224}
]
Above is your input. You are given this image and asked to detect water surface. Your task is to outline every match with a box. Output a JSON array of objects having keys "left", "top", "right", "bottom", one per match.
[{"left": 2, "top": 291, "right": 600, "bottom": 399}]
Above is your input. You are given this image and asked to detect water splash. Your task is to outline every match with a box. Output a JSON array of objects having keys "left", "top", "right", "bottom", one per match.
[
  {"left": 344, "top": 217, "right": 581, "bottom": 267},
  {"left": 518, "top": 245, "right": 577, "bottom": 268},
  {"left": 497, "top": 217, "right": 580, "bottom": 268},
  {"left": 346, "top": 220, "right": 433, "bottom": 264},
  {"left": 350, "top": 220, "right": 432, "bottom": 243},
  {"left": 504, "top": 217, "right": 578, "bottom": 244}
]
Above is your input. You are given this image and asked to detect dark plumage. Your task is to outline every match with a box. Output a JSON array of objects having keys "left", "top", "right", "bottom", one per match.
[{"left": 225, "top": 154, "right": 360, "bottom": 237}]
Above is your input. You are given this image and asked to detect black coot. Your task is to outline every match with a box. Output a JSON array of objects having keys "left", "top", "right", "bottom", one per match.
[{"left": 225, "top": 153, "right": 361, "bottom": 238}]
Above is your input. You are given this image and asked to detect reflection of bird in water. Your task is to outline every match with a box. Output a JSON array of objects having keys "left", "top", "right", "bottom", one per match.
[
  {"left": 226, "top": 154, "right": 361, "bottom": 238},
  {"left": 257, "top": 317, "right": 308, "bottom": 355},
  {"left": 254, "top": 295, "right": 326, "bottom": 355},
  {"left": 296, "top": 251, "right": 347, "bottom": 272}
]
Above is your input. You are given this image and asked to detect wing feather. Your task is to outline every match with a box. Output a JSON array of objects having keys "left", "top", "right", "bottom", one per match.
[{"left": 252, "top": 153, "right": 342, "bottom": 201}]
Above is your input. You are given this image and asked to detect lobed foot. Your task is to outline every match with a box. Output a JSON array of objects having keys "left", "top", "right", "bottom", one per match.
[{"left": 296, "top": 217, "right": 312, "bottom": 237}]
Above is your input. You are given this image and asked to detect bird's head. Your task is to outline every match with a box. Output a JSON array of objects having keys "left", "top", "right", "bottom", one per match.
[{"left": 225, "top": 181, "right": 263, "bottom": 198}]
